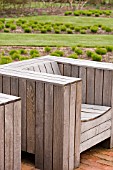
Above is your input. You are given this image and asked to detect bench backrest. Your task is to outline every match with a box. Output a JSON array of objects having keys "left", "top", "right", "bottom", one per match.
[{"left": 23, "top": 61, "right": 61, "bottom": 75}]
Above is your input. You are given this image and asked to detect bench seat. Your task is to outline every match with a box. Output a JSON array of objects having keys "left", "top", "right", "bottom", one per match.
[{"left": 81, "top": 104, "right": 111, "bottom": 153}]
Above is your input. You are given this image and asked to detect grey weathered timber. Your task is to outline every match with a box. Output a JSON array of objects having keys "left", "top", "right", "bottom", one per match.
[
  {"left": 0, "top": 93, "right": 21, "bottom": 170},
  {"left": 1, "top": 56, "right": 113, "bottom": 170}
]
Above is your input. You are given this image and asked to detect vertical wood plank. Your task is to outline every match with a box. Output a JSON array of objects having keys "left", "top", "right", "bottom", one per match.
[
  {"left": 0, "top": 106, "right": 4, "bottom": 170},
  {"left": 11, "top": 77, "right": 19, "bottom": 96},
  {"left": 71, "top": 65, "right": 79, "bottom": 78},
  {"left": 14, "top": 100, "right": 21, "bottom": 170},
  {"left": 74, "top": 81, "right": 82, "bottom": 168},
  {"left": 0, "top": 75, "right": 3, "bottom": 92},
  {"left": 110, "top": 71, "right": 113, "bottom": 148},
  {"left": 103, "top": 70, "right": 112, "bottom": 106},
  {"left": 3, "top": 75, "right": 11, "bottom": 94},
  {"left": 44, "top": 63, "right": 54, "bottom": 74},
  {"left": 53, "top": 85, "right": 64, "bottom": 170},
  {"left": 95, "top": 69, "right": 103, "bottom": 105},
  {"left": 35, "top": 81, "right": 44, "bottom": 170},
  {"left": 63, "top": 85, "right": 70, "bottom": 170},
  {"left": 27, "top": 80, "right": 36, "bottom": 153},
  {"left": 79, "top": 67, "right": 86, "bottom": 103},
  {"left": 69, "top": 83, "right": 76, "bottom": 170},
  {"left": 87, "top": 68, "right": 95, "bottom": 104},
  {"left": 44, "top": 83, "right": 53, "bottom": 170},
  {"left": 51, "top": 62, "right": 61, "bottom": 75},
  {"left": 58, "top": 63, "right": 64, "bottom": 75},
  {"left": 19, "top": 78, "right": 27, "bottom": 151},
  {"left": 5, "top": 103, "right": 13, "bottom": 170},
  {"left": 64, "top": 64, "right": 71, "bottom": 77}
]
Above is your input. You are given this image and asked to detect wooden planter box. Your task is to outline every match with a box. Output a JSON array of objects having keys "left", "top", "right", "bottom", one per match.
[{"left": 0, "top": 93, "right": 21, "bottom": 170}]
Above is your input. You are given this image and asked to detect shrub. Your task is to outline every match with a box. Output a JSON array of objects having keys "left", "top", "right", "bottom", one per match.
[
  {"left": 80, "top": 29, "right": 86, "bottom": 34},
  {"left": 86, "top": 11, "right": 92, "bottom": 16},
  {"left": 46, "top": 27, "right": 52, "bottom": 32},
  {"left": 67, "top": 29, "right": 73, "bottom": 34},
  {"left": 72, "top": 46, "right": 77, "bottom": 51},
  {"left": 41, "top": 29, "right": 47, "bottom": 33},
  {"left": 65, "top": 23, "right": 70, "bottom": 28},
  {"left": 74, "top": 11, "right": 80, "bottom": 16},
  {"left": 95, "top": 48, "right": 107, "bottom": 55},
  {"left": 0, "top": 18, "right": 5, "bottom": 23},
  {"left": 9, "top": 50, "right": 18, "bottom": 56},
  {"left": 44, "top": 46, "right": 51, "bottom": 52},
  {"left": 95, "top": 13, "right": 100, "bottom": 17},
  {"left": 54, "top": 29, "right": 60, "bottom": 34},
  {"left": 90, "top": 26, "right": 98, "bottom": 33},
  {"left": 86, "top": 50, "right": 94, "bottom": 58},
  {"left": 19, "top": 56, "right": 29, "bottom": 60},
  {"left": 0, "top": 56, "right": 12, "bottom": 64},
  {"left": 31, "top": 53, "right": 40, "bottom": 58},
  {"left": 11, "top": 53, "right": 21, "bottom": 60},
  {"left": 105, "top": 27, "right": 112, "bottom": 32},
  {"left": 74, "top": 27, "right": 81, "bottom": 32},
  {"left": 106, "top": 46, "right": 113, "bottom": 52},
  {"left": 68, "top": 53, "right": 78, "bottom": 59},
  {"left": 50, "top": 50, "right": 64, "bottom": 57},
  {"left": 30, "top": 49, "right": 39, "bottom": 55},
  {"left": 64, "top": 11, "right": 72, "bottom": 16},
  {"left": 24, "top": 27, "right": 32, "bottom": 33},
  {"left": 0, "top": 25, "right": 3, "bottom": 30},
  {"left": 91, "top": 53, "right": 102, "bottom": 61},
  {"left": 60, "top": 26, "right": 66, "bottom": 32},
  {"left": 4, "top": 28, "right": 9, "bottom": 33},
  {"left": 10, "top": 24, "right": 16, "bottom": 30},
  {"left": 5, "top": 22, "right": 11, "bottom": 28},
  {"left": 18, "top": 49, "right": 27, "bottom": 54},
  {"left": 74, "top": 47, "right": 83, "bottom": 55}
]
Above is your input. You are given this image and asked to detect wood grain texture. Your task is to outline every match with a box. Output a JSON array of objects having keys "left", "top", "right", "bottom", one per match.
[
  {"left": 95, "top": 69, "right": 103, "bottom": 105},
  {"left": 103, "top": 70, "right": 112, "bottom": 106},
  {"left": 14, "top": 100, "right": 21, "bottom": 170},
  {"left": 35, "top": 81, "right": 44, "bottom": 170},
  {"left": 63, "top": 64, "right": 71, "bottom": 77},
  {"left": 44, "top": 83, "right": 53, "bottom": 170},
  {"left": 5, "top": 103, "right": 13, "bottom": 170},
  {"left": 27, "top": 80, "right": 36, "bottom": 154},
  {"left": 79, "top": 67, "right": 86, "bottom": 103},
  {"left": 0, "top": 75, "right": 2, "bottom": 92},
  {"left": 75, "top": 81, "right": 82, "bottom": 168},
  {"left": 3, "top": 75, "right": 11, "bottom": 94},
  {"left": 0, "top": 106, "right": 4, "bottom": 170},
  {"left": 58, "top": 63, "right": 64, "bottom": 75},
  {"left": 69, "top": 83, "right": 76, "bottom": 170},
  {"left": 53, "top": 85, "right": 64, "bottom": 170},
  {"left": 86, "top": 68, "right": 95, "bottom": 104},
  {"left": 44, "top": 62, "right": 54, "bottom": 74},
  {"left": 11, "top": 76, "right": 19, "bottom": 96},
  {"left": 19, "top": 78, "right": 27, "bottom": 151},
  {"left": 71, "top": 65, "right": 79, "bottom": 78}
]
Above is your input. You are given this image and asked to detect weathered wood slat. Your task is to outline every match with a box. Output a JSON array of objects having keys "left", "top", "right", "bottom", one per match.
[
  {"left": 81, "top": 120, "right": 111, "bottom": 143},
  {"left": 11, "top": 77, "right": 18, "bottom": 96},
  {"left": 71, "top": 65, "right": 79, "bottom": 78},
  {"left": 19, "top": 78, "right": 27, "bottom": 152},
  {"left": 27, "top": 80, "right": 36, "bottom": 154},
  {"left": 38, "top": 63, "right": 47, "bottom": 73},
  {"left": 58, "top": 63, "right": 64, "bottom": 75},
  {"left": 87, "top": 68, "right": 95, "bottom": 104},
  {"left": 35, "top": 82, "right": 44, "bottom": 170},
  {"left": 81, "top": 109, "right": 111, "bottom": 133},
  {"left": 64, "top": 64, "right": 71, "bottom": 77},
  {"left": 82, "top": 104, "right": 111, "bottom": 111},
  {"left": 79, "top": 67, "right": 86, "bottom": 103},
  {"left": 95, "top": 69, "right": 103, "bottom": 105},
  {"left": 103, "top": 70, "right": 112, "bottom": 106},
  {"left": 0, "top": 106, "right": 4, "bottom": 170},
  {"left": 44, "top": 62, "right": 54, "bottom": 74},
  {"left": 0, "top": 75, "right": 2, "bottom": 92},
  {"left": 3, "top": 75, "right": 11, "bottom": 94},
  {"left": 44, "top": 83, "right": 53, "bottom": 170},
  {"left": 51, "top": 61, "right": 61, "bottom": 75},
  {"left": 80, "top": 129, "right": 111, "bottom": 153},
  {"left": 53, "top": 85, "right": 64, "bottom": 170},
  {"left": 14, "top": 100, "right": 21, "bottom": 170},
  {"left": 75, "top": 81, "right": 82, "bottom": 168},
  {"left": 69, "top": 83, "right": 76, "bottom": 170},
  {"left": 5, "top": 103, "right": 13, "bottom": 170}
]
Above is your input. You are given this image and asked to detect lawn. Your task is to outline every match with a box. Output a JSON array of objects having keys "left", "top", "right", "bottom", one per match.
[
  {"left": 6, "top": 16, "right": 113, "bottom": 27},
  {"left": 0, "top": 33, "right": 113, "bottom": 47}
]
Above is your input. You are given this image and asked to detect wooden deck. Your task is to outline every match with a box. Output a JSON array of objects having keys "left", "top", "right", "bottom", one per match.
[{"left": 21, "top": 145, "right": 113, "bottom": 170}]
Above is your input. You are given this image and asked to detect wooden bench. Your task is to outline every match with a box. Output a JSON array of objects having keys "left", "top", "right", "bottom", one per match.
[
  {"left": 0, "top": 56, "right": 113, "bottom": 170},
  {"left": 0, "top": 93, "right": 21, "bottom": 170}
]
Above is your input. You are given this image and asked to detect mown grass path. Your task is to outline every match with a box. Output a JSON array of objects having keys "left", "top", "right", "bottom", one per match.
[{"left": 1, "top": 33, "right": 113, "bottom": 47}]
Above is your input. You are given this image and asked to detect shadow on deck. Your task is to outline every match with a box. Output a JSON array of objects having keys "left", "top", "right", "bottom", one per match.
[{"left": 21, "top": 144, "right": 113, "bottom": 170}]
